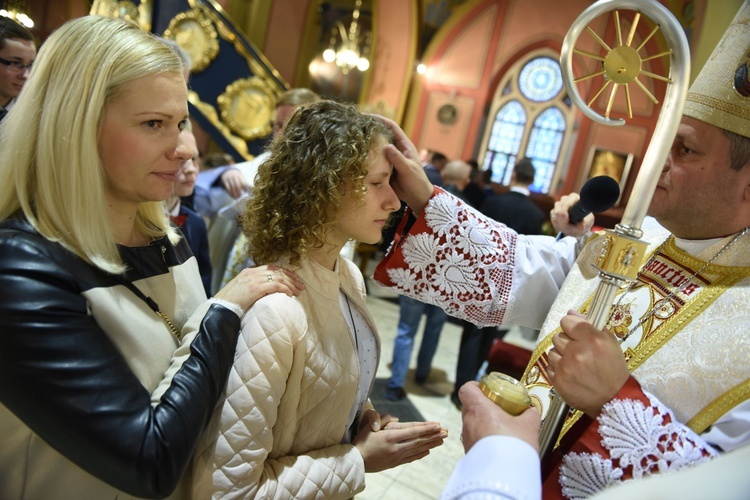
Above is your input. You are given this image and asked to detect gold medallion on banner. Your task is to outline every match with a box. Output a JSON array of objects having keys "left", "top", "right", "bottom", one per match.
[
  {"left": 163, "top": 8, "right": 219, "bottom": 73},
  {"left": 217, "top": 77, "right": 275, "bottom": 140}
]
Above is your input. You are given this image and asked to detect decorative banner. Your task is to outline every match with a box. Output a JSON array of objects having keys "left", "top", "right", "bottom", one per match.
[{"left": 90, "top": 0, "right": 288, "bottom": 161}]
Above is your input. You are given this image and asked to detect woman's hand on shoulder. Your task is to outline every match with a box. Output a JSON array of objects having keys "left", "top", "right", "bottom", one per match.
[
  {"left": 353, "top": 419, "right": 447, "bottom": 472},
  {"left": 214, "top": 264, "right": 305, "bottom": 312}
]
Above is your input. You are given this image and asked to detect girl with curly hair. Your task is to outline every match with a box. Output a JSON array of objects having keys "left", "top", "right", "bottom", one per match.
[{"left": 193, "top": 100, "right": 447, "bottom": 498}]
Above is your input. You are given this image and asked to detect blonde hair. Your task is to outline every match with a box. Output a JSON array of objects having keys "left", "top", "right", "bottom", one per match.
[
  {"left": 0, "top": 16, "right": 186, "bottom": 274},
  {"left": 243, "top": 100, "right": 392, "bottom": 266}
]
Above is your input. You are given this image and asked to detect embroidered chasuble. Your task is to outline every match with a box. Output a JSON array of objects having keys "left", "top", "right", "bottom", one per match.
[
  {"left": 526, "top": 228, "right": 750, "bottom": 437},
  {"left": 525, "top": 227, "right": 750, "bottom": 498}
]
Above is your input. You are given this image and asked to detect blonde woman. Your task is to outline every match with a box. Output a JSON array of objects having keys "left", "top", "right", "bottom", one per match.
[
  {"left": 193, "top": 101, "right": 447, "bottom": 499},
  {"left": 0, "top": 16, "right": 303, "bottom": 499}
]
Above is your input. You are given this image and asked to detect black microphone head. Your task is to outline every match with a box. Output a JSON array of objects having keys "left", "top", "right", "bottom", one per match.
[{"left": 580, "top": 175, "right": 620, "bottom": 213}]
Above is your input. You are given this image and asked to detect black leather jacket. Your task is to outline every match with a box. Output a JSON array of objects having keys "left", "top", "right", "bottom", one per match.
[{"left": 0, "top": 217, "right": 241, "bottom": 498}]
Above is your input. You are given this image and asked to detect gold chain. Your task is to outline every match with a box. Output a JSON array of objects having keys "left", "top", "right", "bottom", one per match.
[{"left": 156, "top": 311, "right": 182, "bottom": 342}]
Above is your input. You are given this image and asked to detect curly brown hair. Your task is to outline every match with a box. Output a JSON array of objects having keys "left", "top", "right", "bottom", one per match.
[{"left": 242, "top": 100, "right": 393, "bottom": 265}]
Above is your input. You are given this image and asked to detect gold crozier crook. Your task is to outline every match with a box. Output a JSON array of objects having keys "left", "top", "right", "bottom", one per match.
[{"left": 537, "top": 0, "right": 691, "bottom": 461}]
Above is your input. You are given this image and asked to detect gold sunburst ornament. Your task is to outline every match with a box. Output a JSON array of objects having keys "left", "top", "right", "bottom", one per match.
[{"left": 573, "top": 11, "right": 672, "bottom": 119}]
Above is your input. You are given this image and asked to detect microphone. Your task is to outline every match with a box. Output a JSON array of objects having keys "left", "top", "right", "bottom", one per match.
[{"left": 567, "top": 175, "right": 621, "bottom": 224}]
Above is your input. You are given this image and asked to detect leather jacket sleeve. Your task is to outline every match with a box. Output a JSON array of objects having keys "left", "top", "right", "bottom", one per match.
[{"left": 0, "top": 228, "right": 241, "bottom": 498}]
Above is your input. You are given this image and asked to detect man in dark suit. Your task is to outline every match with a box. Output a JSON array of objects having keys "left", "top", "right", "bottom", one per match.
[
  {"left": 461, "top": 159, "right": 488, "bottom": 209},
  {"left": 451, "top": 158, "right": 546, "bottom": 408},
  {"left": 422, "top": 151, "right": 447, "bottom": 186},
  {"left": 384, "top": 149, "right": 450, "bottom": 401},
  {"left": 480, "top": 158, "right": 546, "bottom": 235},
  {"left": 174, "top": 203, "right": 212, "bottom": 297}
]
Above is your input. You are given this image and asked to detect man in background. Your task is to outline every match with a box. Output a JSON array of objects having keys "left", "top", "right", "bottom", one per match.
[
  {"left": 480, "top": 158, "right": 546, "bottom": 235},
  {"left": 441, "top": 160, "right": 474, "bottom": 201},
  {"left": 385, "top": 153, "right": 454, "bottom": 401},
  {"left": 167, "top": 127, "right": 212, "bottom": 296},
  {"left": 0, "top": 17, "right": 35, "bottom": 122},
  {"left": 461, "top": 159, "right": 488, "bottom": 209},
  {"left": 423, "top": 150, "right": 448, "bottom": 186}
]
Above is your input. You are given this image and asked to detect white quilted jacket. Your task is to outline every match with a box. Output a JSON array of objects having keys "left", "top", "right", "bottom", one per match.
[{"left": 192, "top": 255, "right": 379, "bottom": 499}]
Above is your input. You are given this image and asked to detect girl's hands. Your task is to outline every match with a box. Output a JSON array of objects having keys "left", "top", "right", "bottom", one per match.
[{"left": 353, "top": 419, "right": 448, "bottom": 472}]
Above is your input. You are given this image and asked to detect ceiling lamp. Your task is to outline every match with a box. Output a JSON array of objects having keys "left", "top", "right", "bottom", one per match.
[
  {"left": 322, "top": 0, "right": 371, "bottom": 74},
  {"left": 0, "top": 0, "right": 34, "bottom": 28}
]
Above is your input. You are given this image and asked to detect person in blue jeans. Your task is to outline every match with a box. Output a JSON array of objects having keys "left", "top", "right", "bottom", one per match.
[{"left": 386, "top": 295, "right": 448, "bottom": 400}]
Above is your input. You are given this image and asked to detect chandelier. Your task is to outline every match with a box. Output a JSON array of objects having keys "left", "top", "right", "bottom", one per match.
[
  {"left": 0, "top": 0, "right": 34, "bottom": 28},
  {"left": 322, "top": 0, "right": 371, "bottom": 74}
]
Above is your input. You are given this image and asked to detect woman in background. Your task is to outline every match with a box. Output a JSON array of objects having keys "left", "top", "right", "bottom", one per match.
[
  {"left": 193, "top": 100, "right": 447, "bottom": 499},
  {"left": 0, "top": 16, "right": 302, "bottom": 499}
]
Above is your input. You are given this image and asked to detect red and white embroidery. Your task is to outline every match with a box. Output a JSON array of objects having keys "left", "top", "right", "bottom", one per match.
[
  {"left": 559, "top": 391, "right": 717, "bottom": 498},
  {"left": 383, "top": 191, "right": 518, "bottom": 327}
]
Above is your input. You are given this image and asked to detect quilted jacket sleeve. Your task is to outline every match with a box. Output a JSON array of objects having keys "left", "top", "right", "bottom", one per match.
[{"left": 193, "top": 295, "right": 366, "bottom": 500}]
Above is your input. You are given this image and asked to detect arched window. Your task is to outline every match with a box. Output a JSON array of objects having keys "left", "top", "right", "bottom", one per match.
[
  {"left": 483, "top": 100, "right": 526, "bottom": 185},
  {"left": 480, "top": 53, "right": 574, "bottom": 195},
  {"left": 526, "top": 107, "right": 566, "bottom": 192}
]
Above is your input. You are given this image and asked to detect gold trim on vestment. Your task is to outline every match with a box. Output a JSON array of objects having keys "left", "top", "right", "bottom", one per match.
[
  {"left": 686, "top": 94, "right": 750, "bottom": 121},
  {"left": 525, "top": 235, "right": 750, "bottom": 445},
  {"left": 688, "top": 379, "right": 750, "bottom": 434},
  {"left": 626, "top": 238, "right": 750, "bottom": 368}
]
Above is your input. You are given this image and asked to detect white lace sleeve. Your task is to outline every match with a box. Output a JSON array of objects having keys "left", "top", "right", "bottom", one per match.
[
  {"left": 374, "top": 189, "right": 577, "bottom": 328},
  {"left": 559, "top": 391, "right": 718, "bottom": 499}
]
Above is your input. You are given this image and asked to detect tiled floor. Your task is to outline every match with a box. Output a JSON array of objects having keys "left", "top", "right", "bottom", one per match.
[{"left": 355, "top": 256, "right": 535, "bottom": 499}]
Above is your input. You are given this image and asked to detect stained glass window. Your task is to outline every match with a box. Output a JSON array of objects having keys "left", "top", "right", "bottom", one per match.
[
  {"left": 484, "top": 100, "right": 526, "bottom": 184},
  {"left": 481, "top": 54, "right": 570, "bottom": 193},
  {"left": 519, "top": 56, "right": 563, "bottom": 102},
  {"left": 525, "top": 107, "right": 565, "bottom": 192}
]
